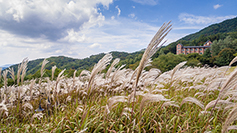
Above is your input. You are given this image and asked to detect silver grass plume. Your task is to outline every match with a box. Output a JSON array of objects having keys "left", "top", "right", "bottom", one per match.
[
  {"left": 41, "top": 59, "right": 49, "bottom": 78},
  {"left": 170, "top": 61, "right": 187, "bottom": 82},
  {"left": 21, "top": 61, "right": 28, "bottom": 85},
  {"left": 0, "top": 67, "right": 2, "bottom": 81},
  {"left": 130, "top": 22, "right": 172, "bottom": 120},
  {"left": 1, "top": 70, "right": 8, "bottom": 101},
  {"left": 54, "top": 69, "right": 66, "bottom": 105},
  {"left": 222, "top": 103, "right": 237, "bottom": 133},
  {"left": 2, "top": 70, "right": 8, "bottom": 89},
  {"left": 227, "top": 125, "right": 237, "bottom": 132},
  {"left": 219, "top": 67, "right": 237, "bottom": 99},
  {"left": 110, "top": 64, "right": 126, "bottom": 85},
  {"left": 79, "top": 70, "right": 91, "bottom": 80},
  {"left": 9, "top": 67, "right": 15, "bottom": 83},
  {"left": 229, "top": 56, "right": 237, "bottom": 67},
  {"left": 51, "top": 65, "right": 57, "bottom": 80},
  {"left": 106, "top": 58, "right": 120, "bottom": 79},
  {"left": 204, "top": 57, "right": 237, "bottom": 132},
  {"left": 73, "top": 70, "right": 77, "bottom": 89},
  {"left": 107, "top": 96, "right": 128, "bottom": 111},
  {"left": 17, "top": 58, "right": 28, "bottom": 85},
  {"left": 0, "top": 100, "right": 8, "bottom": 116},
  {"left": 205, "top": 99, "right": 232, "bottom": 111},
  {"left": 181, "top": 97, "right": 204, "bottom": 110},
  {"left": 133, "top": 22, "right": 172, "bottom": 90},
  {"left": 140, "top": 94, "right": 169, "bottom": 117},
  {"left": 29, "top": 79, "right": 36, "bottom": 101},
  {"left": 87, "top": 53, "right": 113, "bottom": 93}
]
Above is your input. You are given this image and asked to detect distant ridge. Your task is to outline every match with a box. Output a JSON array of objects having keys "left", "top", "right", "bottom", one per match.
[
  {"left": 7, "top": 50, "right": 144, "bottom": 75},
  {"left": 180, "top": 17, "right": 237, "bottom": 41}
]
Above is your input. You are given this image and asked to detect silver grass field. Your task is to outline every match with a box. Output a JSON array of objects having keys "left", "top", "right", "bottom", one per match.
[{"left": 1, "top": 22, "right": 237, "bottom": 132}]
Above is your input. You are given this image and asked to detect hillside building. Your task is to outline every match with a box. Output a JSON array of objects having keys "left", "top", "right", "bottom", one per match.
[{"left": 176, "top": 40, "right": 212, "bottom": 55}]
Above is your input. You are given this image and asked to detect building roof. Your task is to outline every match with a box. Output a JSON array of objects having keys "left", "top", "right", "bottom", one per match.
[
  {"left": 183, "top": 46, "right": 211, "bottom": 48},
  {"left": 204, "top": 40, "right": 212, "bottom": 45}
]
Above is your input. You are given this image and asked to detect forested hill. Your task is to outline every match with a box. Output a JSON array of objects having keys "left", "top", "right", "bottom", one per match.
[
  {"left": 181, "top": 17, "right": 237, "bottom": 41},
  {"left": 8, "top": 51, "right": 144, "bottom": 76}
]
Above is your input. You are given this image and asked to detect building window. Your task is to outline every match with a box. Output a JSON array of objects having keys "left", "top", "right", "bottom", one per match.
[
  {"left": 182, "top": 49, "right": 184, "bottom": 51},
  {"left": 200, "top": 52, "right": 202, "bottom": 54},
  {"left": 195, "top": 48, "right": 198, "bottom": 51},
  {"left": 191, "top": 49, "right": 193, "bottom": 51},
  {"left": 200, "top": 48, "right": 203, "bottom": 51}
]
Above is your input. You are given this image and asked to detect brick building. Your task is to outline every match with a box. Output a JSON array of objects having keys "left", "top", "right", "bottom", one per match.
[{"left": 176, "top": 40, "right": 212, "bottom": 55}]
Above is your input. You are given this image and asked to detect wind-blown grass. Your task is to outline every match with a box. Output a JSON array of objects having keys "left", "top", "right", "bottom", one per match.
[{"left": 0, "top": 23, "right": 237, "bottom": 132}]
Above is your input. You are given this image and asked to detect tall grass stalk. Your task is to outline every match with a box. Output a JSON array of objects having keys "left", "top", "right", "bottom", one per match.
[{"left": 130, "top": 21, "right": 172, "bottom": 126}]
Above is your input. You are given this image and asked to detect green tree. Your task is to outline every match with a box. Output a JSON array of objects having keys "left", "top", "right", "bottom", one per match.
[
  {"left": 214, "top": 48, "right": 235, "bottom": 66},
  {"left": 152, "top": 52, "right": 186, "bottom": 72}
]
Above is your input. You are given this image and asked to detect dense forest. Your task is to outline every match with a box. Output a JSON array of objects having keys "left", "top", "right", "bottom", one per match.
[{"left": 1, "top": 17, "right": 237, "bottom": 87}]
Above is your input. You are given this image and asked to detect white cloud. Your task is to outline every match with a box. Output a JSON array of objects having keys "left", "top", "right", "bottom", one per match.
[
  {"left": 179, "top": 13, "right": 236, "bottom": 25},
  {"left": 131, "top": 0, "right": 158, "bottom": 5},
  {"left": 0, "top": 0, "right": 113, "bottom": 40},
  {"left": 213, "top": 4, "right": 222, "bottom": 9},
  {"left": 132, "top": 6, "right": 136, "bottom": 8},
  {"left": 128, "top": 13, "right": 136, "bottom": 18},
  {"left": 111, "top": 16, "right": 115, "bottom": 20},
  {"left": 89, "top": 43, "right": 102, "bottom": 48},
  {"left": 115, "top": 5, "right": 121, "bottom": 16}
]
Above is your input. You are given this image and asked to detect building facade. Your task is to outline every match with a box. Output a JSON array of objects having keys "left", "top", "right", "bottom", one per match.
[{"left": 176, "top": 40, "right": 212, "bottom": 55}]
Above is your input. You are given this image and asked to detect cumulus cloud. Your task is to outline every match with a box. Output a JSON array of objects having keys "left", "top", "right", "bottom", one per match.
[
  {"left": 179, "top": 13, "right": 236, "bottom": 25},
  {"left": 0, "top": 0, "right": 113, "bottom": 41},
  {"left": 213, "top": 4, "right": 222, "bottom": 9},
  {"left": 131, "top": 0, "right": 158, "bottom": 5}
]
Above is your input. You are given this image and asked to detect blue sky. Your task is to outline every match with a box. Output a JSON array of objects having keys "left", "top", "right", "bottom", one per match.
[{"left": 0, "top": 0, "right": 236, "bottom": 66}]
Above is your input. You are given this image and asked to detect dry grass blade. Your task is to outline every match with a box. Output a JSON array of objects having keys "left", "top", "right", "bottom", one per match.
[
  {"left": 222, "top": 103, "right": 237, "bottom": 133},
  {"left": 140, "top": 94, "right": 170, "bottom": 115},
  {"left": 181, "top": 97, "right": 204, "bottom": 110}
]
